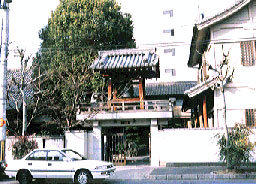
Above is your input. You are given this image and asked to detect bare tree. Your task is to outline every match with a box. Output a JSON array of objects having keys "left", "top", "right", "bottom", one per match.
[{"left": 209, "top": 45, "right": 234, "bottom": 169}]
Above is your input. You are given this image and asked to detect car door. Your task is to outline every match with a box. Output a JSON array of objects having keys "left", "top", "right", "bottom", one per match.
[
  {"left": 46, "top": 150, "right": 73, "bottom": 179},
  {"left": 25, "top": 150, "right": 48, "bottom": 178}
]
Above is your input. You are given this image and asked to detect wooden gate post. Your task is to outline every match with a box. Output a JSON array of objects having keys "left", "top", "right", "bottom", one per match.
[
  {"left": 108, "top": 78, "right": 112, "bottom": 109},
  {"left": 139, "top": 78, "right": 145, "bottom": 109}
]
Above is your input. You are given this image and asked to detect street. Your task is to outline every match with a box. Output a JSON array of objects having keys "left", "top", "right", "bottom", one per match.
[{"left": 1, "top": 179, "right": 256, "bottom": 184}]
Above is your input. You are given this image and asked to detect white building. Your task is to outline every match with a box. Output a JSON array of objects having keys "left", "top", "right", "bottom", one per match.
[
  {"left": 185, "top": 0, "right": 256, "bottom": 128},
  {"left": 117, "top": 0, "right": 198, "bottom": 82}
]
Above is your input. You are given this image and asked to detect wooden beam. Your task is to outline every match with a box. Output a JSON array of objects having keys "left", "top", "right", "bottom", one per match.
[
  {"left": 199, "top": 104, "right": 203, "bottom": 128},
  {"left": 113, "top": 88, "right": 117, "bottom": 100},
  {"left": 111, "top": 98, "right": 140, "bottom": 103},
  {"left": 199, "top": 114, "right": 203, "bottom": 128},
  {"left": 203, "top": 95, "right": 208, "bottom": 128},
  {"left": 113, "top": 87, "right": 117, "bottom": 111},
  {"left": 108, "top": 79, "right": 112, "bottom": 108},
  {"left": 139, "top": 78, "right": 145, "bottom": 109}
]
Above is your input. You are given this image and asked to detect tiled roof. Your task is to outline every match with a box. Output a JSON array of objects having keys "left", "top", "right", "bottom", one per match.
[
  {"left": 134, "top": 81, "right": 197, "bottom": 97},
  {"left": 188, "top": 0, "right": 251, "bottom": 67},
  {"left": 90, "top": 48, "right": 159, "bottom": 78},
  {"left": 197, "top": 0, "right": 251, "bottom": 30},
  {"left": 184, "top": 75, "right": 219, "bottom": 98}
]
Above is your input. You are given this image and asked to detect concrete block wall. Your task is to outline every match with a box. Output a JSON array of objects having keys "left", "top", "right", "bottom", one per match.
[
  {"left": 65, "top": 130, "right": 94, "bottom": 160},
  {"left": 6, "top": 136, "right": 64, "bottom": 161},
  {"left": 155, "top": 128, "right": 256, "bottom": 166}
]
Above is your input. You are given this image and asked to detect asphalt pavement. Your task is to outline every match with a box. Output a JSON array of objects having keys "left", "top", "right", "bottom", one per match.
[
  {"left": 108, "top": 165, "right": 256, "bottom": 181},
  {"left": 1, "top": 165, "right": 256, "bottom": 183}
]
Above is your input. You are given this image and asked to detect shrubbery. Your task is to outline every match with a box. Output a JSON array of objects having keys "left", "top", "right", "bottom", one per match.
[
  {"left": 12, "top": 136, "right": 38, "bottom": 160},
  {"left": 216, "top": 123, "right": 255, "bottom": 170}
]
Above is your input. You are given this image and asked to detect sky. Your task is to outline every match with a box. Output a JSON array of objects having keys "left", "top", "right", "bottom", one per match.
[{"left": 5, "top": 0, "right": 238, "bottom": 68}]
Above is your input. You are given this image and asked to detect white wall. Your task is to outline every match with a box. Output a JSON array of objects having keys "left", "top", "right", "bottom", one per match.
[
  {"left": 203, "top": 1, "right": 256, "bottom": 128},
  {"left": 156, "top": 128, "right": 256, "bottom": 165},
  {"left": 214, "top": 85, "right": 256, "bottom": 128},
  {"left": 6, "top": 136, "right": 64, "bottom": 161},
  {"left": 65, "top": 131, "right": 94, "bottom": 159}
]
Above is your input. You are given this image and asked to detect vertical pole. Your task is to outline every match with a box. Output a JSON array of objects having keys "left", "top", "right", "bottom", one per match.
[
  {"left": 21, "top": 59, "right": 27, "bottom": 136},
  {"left": 203, "top": 95, "right": 208, "bottom": 128},
  {"left": 113, "top": 85, "right": 117, "bottom": 111},
  {"left": 139, "top": 78, "right": 145, "bottom": 109},
  {"left": 198, "top": 104, "right": 204, "bottom": 128},
  {"left": 107, "top": 78, "right": 112, "bottom": 109},
  {"left": 0, "top": 1, "right": 10, "bottom": 161}
]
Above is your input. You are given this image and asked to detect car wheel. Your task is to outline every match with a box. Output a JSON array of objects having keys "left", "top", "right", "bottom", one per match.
[
  {"left": 75, "top": 170, "right": 91, "bottom": 184},
  {"left": 17, "top": 170, "right": 32, "bottom": 184}
]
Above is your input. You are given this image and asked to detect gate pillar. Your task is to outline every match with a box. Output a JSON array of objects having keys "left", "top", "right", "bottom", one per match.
[
  {"left": 150, "top": 119, "right": 160, "bottom": 166},
  {"left": 93, "top": 121, "right": 102, "bottom": 160}
]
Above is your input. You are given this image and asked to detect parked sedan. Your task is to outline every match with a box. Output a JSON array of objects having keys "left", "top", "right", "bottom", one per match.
[{"left": 5, "top": 148, "right": 115, "bottom": 184}]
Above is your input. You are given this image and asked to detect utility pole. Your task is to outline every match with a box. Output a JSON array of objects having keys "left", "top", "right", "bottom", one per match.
[
  {"left": 0, "top": 0, "right": 11, "bottom": 161},
  {"left": 20, "top": 50, "right": 27, "bottom": 136}
]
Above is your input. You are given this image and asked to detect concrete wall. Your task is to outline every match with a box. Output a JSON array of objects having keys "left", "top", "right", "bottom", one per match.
[
  {"left": 6, "top": 128, "right": 256, "bottom": 166},
  {"left": 64, "top": 130, "right": 94, "bottom": 160},
  {"left": 5, "top": 131, "right": 96, "bottom": 162},
  {"left": 155, "top": 129, "right": 256, "bottom": 166},
  {"left": 214, "top": 84, "right": 256, "bottom": 128},
  {"left": 6, "top": 136, "right": 64, "bottom": 161}
]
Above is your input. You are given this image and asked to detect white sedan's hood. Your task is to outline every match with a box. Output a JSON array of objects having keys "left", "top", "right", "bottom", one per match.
[{"left": 73, "top": 160, "right": 113, "bottom": 170}]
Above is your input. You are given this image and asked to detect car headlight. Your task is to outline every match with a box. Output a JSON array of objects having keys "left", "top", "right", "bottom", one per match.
[
  {"left": 0, "top": 162, "right": 6, "bottom": 169},
  {"left": 95, "top": 165, "right": 108, "bottom": 170}
]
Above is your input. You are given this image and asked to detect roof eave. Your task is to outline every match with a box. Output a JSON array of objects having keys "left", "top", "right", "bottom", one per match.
[
  {"left": 197, "top": 0, "right": 251, "bottom": 30},
  {"left": 188, "top": 0, "right": 252, "bottom": 68},
  {"left": 184, "top": 75, "right": 219, "bottom": 98},
  {"left": 187, "top": 26, "right": 210, "bottom": 67}
]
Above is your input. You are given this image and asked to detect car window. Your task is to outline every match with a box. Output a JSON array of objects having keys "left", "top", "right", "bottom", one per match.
[
  {"left": 26, "top": 150, "right": 47, "bottom": 161},
  {"left": 62, "top": 150, "right": 85, "bottom": 161},
  {"left": 47, "top": 151, "right": 66, "bottom": 161}
]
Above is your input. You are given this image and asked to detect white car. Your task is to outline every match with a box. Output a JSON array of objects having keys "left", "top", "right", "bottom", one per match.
[{"left": 5, "top": 148, "right": 115, "bottom": 184}]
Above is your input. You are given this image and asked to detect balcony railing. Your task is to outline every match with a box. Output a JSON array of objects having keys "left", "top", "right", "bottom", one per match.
[{"left": 77, "top": 100, "right": 173, "bottom": 114}]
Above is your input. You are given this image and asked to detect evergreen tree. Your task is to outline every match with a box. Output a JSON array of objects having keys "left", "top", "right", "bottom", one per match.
[{"left": 33, "top": 0, "right": 135, "bottom": 132}]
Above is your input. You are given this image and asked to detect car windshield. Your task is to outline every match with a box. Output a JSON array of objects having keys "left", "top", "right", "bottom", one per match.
[{"left": 62, "top": 150, "right": 86, "bottom": 161}]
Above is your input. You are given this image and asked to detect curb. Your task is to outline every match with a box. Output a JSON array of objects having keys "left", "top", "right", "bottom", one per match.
[{"left": 148, "top": 173, "right": 256, "bottom": 180}]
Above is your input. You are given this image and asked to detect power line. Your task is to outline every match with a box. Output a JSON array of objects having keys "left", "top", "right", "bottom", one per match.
[{"left": 6, "top": 36, "right": 255, "bottom": 56}]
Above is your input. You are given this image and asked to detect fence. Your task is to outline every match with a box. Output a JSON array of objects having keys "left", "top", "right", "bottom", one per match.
[{"left": 78, "top": 100, "right": 172, "bottom": 113}]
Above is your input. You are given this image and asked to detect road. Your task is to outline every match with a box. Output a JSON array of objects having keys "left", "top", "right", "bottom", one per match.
[{"left": 1, "top": 179, "right": 256, "bottom": 184}]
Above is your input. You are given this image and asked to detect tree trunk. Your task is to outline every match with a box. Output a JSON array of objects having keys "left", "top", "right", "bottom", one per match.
[{"left": 221, "top": 81, "right": 230, "bottom": 169}]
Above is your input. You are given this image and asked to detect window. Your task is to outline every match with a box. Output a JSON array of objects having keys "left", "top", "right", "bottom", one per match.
[
  {"left": 245, "top": 109, "right": 256, "bottom": 127},
  {"left": 240, "top": 41, "right": 255, "bottom": 66},
  {"left": 171, "top": 29, "right": 174, "bottom": 36},
  {"left": 26, "top": 150, "right": 47, "bottom": 161},
  {"left": 163, "top": 10, "right": 173, "bottom": 17},
  {"left": 47, "top": 151, "right": 65, "bottom": 161},
  {"left": 164, "top": 48, "right": 175, "bottom": 56},
  {"left": 165, "top": 69, "right": 176, "bottom": 76},
  {"left": 163, "top": 29, "right": 175, "bottom": 36}
]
